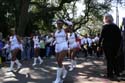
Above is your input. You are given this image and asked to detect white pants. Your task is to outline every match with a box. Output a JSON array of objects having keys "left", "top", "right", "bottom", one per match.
[{"left": 55, "top": 42, "right": 68, "bottom": 53}]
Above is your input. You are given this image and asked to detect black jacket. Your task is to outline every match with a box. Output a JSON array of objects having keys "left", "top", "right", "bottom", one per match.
[{"left": 99, "top": 23, "right": 122, "bottom": 48}]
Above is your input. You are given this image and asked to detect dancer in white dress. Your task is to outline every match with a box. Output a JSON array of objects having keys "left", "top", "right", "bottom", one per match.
[
  {"left": 8, "top": 28, "right": 22, "bottom": 71},
  {"left": 32, "top": 32, "right": 43, "bottom": 66},
  {"left": 66, "top": 21, "right": 77, "bottom": 71},
  {"left": 53, "top": 20, "right": 68, "bottom": 83}
]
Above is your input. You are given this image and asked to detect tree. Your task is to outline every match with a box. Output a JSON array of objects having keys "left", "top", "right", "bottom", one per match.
[
  {"left": 54, "top": 0, "right": 111, "bottom": 32},
  {"left": 16, "top": 0, "right": 30, "bottom": 36},
  {"left": 29, "top": 0, "right": 78, "bottom": 32},
  {"left": 0, "top": 0, "right": 15, "bottom": 37},
  {"left": 0, "top": 0, "right": 78, "bottom": 36},
  {"left": 0, "top": 0, "right": 111, "bottom": 37}
]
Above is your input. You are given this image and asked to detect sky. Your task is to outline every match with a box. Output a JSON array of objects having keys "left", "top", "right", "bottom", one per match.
[
  {"left": 111, "top": 6, "right": 125, "bottom": 25},
  {"left": 76, "top": 0, "right": 125, "bottom": 26}
]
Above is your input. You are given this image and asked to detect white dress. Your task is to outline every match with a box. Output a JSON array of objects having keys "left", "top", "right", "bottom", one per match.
[{"left": 55, "top": 29, "right": 68, "bottom": 53}]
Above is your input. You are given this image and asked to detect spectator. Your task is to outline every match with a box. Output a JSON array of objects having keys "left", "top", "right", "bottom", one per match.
[{"left": 98, "top": 14, "right": 122, "bottom": 79}]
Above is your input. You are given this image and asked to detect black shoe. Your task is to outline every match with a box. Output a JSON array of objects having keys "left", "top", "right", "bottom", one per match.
[
  {"left": 114, "top": 73, "right": 120, "bottom": 77},
  {"left": 107, "top": 75, "right": 120, "bottom": 81}
]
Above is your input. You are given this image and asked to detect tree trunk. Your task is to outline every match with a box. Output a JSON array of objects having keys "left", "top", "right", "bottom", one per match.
[{"left": 17, "top": 0, "right": 30, "bottom": 36}]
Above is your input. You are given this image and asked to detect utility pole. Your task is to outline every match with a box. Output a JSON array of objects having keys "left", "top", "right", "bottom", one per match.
[{"left": 116, "top": 0, "right": 119, "bottom": 26}]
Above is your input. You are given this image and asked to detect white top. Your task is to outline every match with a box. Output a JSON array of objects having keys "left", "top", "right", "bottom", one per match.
[
  {"left": 81, "top": 37, "right": 88, "bottom": 45},
  {"left": 33, "top": 36, "right": 40, "bottom": 46},
  {"left": 92, "top": 38, "right": 95, "bottom": 43},
  {"left": 94, "top": 36, "right": 99, "bottom": 42},
  {"left": 68, "top": 33, "right": 76, "bottom": 44},
  {"left": 10, "top": 35, "right": 19, "bottom": 46},
  {"left": 87, "top": 38, "right": 92, "bottom": 46},
  {"left": 55, "top": 29, "right": 67, "bottom": 44}
]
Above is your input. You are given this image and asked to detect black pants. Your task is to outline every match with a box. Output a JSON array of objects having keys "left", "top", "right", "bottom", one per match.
[
  {"left": 88, "top": 46, "right": 92, "bottom": 56},
  {"left": 82, "top": 45, "right": 88, "bottom": 57},
  {"left": 103, "top": 47, "right": 119, "bottom": 77}
]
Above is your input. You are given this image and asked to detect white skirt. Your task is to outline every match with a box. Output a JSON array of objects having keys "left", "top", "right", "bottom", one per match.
[
  {"left": 34, "top": 44, "right": 40, "bottom": 48},
  {"left": 69, "top": 42, "right": 78, "bottom": 49},
  {"left": 10, "top": 44, "right": 20, "bottom": 51},
  {"left": 55, "top": 42, "right": 68, "bottom": 53}
]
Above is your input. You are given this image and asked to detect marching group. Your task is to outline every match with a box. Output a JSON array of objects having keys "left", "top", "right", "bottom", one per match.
[{"left": 0, "top": 20, "right": 103, "bottom": 83}]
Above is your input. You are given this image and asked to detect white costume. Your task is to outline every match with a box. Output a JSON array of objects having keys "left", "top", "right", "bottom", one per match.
[
  {"left": 33, "top": 36, "right": 40, "bottom": 48},
  {"left": 32, "top": 35, "right": 43, "bottom": 66},
  {"left": 53, "top": 29, "right": 68, "bottom": 83},
  {"left": 55, "top": 29, "right": 68, "bottom": 53},
  {"left": 67, "top": 32, "right": 77, "bottom": 71},
  {"left": 68, "top": 33, "right": 77, "bottom": 49},
  {"left": 8, "top": 35, "right": 22, "bottom": 71}
]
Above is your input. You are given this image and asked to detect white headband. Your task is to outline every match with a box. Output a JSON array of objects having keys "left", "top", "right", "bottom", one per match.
[{"left": 65, "top": 20, "right": 73, "bottom": 26}]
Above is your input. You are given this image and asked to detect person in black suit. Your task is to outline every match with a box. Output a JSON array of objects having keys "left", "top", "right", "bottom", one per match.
[{"left": 98, "top": 14, "right": 122, "bottom": 79}]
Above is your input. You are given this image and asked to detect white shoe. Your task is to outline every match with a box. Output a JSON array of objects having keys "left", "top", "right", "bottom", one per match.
[
  {"left": 69, "top": 66, "right": 74, "bottom": 71},
  {"left": 32, "top": 63, "right": 36, "bottom": 66},
  {"left": 8, "top": 68, "right": 14, "bottom": 72},
  {"left": 53, "top": 80, "right": 63, "bottom": 83}
]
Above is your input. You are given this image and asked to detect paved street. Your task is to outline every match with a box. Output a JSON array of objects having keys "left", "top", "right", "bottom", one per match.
[{"left": 0, "top": 54, "right": 125, "bottom": 83}]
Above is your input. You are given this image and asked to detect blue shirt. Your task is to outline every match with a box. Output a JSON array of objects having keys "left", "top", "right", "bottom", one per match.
[{"left": 0, "top": 40, "right": 3, "bottom": 50}]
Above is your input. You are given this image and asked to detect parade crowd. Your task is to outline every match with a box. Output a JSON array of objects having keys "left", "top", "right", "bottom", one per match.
[{"left": 0, "top": 28, "right": 103, "bottom": 67}]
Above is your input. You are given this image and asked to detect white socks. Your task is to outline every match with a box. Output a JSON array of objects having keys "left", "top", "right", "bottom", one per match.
[
  {"left": 8, "top": 61, "right": 14, "bottom": 71},
  {"left": 32, "top": 58, "right": 37, "bottom": 66},
  {"left": 38, "top": 56, "right": 43, "bottom": 64},
  {"left": 73, "top": 60, "right": 76, "bottom": 68},
  {"left": 62, "top": 67, "right": 68, "bottom": 79},
  {"left": 15, "top": 60, "right": 22, "bottom": 69},
  {"left": 8, "top": 59, "right": 22, "bottom": 71},
  {"left": 53, "top": 67, "right": 68, "bottom": 83},
  {"left": 69, "top": 60, "right": 76, "bottom": 71},
  {"left": 53, "top": 68, "right": 63, "bottom": 83}
]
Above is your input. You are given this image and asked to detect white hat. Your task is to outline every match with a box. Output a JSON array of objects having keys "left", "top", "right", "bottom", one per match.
[{"left": 65, "top": 20, "right": 73, "bottom": 26}]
